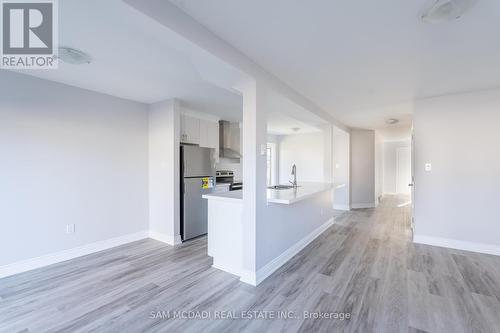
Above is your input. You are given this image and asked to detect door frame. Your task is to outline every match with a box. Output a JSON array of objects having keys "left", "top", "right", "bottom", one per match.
[{"left": 410, "top": 128, "right": 415, "bottom": 238}]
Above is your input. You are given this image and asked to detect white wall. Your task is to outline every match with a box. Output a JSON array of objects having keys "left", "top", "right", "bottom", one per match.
[
  {"left": 0, "top": 72, "right": 149, "bottom": 266},
  {"left": 383, "top": 140, "right": 411, "bottom": 194},
  {"left": 414, "top": 89, "right": 500, "bottom": 252},
  {"left": 333, "top": 126, "right": 350, "bottom": 210},
  {"left": 258, "top": 128, "right": 335, "bottom": 271},
  {"left": 149, "top": 99, "right": 181, "bottom": 244},
  {"left": 278, "top": 132, "right": 324, "bottom": 184},
  {"left": 350, "top": 129, "right": 376, "bottom": 208},
  {"left": 321, "top": 125, "right": 334, "bottom": 183},
  {"left": 257, "top": 190, "right": 335, "bottom": 270}
]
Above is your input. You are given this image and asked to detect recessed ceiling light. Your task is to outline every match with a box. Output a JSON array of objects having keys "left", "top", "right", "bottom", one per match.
[
  {"left": 421, "top": 0, "right": 477, "bottom": 23},
  {"left": 386, "top": 118, "right": 399, "bottom": 125},
  {"left": 57, "top": 46, "right": 92, "bottom": 65}
]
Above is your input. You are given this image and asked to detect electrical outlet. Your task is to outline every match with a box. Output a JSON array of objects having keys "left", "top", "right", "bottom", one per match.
[
  {"left": 425, "top": 163, "right": 432, "bottom": 172},
  {"left": 66, "top": 224, "right": 75, "bottom": 234}
]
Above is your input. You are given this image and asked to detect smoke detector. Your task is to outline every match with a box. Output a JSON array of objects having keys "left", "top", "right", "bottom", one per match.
[
  {"left": 386, "top": 118, "right": 399, "bottom": 125},
  {"left": 421, "top": 0, "right": 478, "bottom": 23},
  {"left": 57, "top": 46, "right": 92, "bottom": 65}
]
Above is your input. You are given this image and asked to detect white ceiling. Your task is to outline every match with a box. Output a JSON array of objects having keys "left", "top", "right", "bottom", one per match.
[
  {"left": 266, "top": 90, "right": 328, "bottom": 135},
  {"left": 267, "top": 113, "right": 322, "bottom": 135},
  {"left": 4, "top": 0, "right": 243, "bottom": 121},
  {"left": 169, "top": 0, "right": 500, "bottom": 139}
]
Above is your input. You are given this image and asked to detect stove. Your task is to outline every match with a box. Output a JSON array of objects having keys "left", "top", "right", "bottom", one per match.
[{"left": 216, "top": 170, "right": 242, "bottom": 191}]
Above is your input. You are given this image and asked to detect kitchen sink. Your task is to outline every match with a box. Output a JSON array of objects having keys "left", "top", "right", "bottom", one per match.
[{"left": 267, "top": 185, "right": 299, "bottom": 190}]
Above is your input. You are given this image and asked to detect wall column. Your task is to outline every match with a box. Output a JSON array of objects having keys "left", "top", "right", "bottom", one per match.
[
  {"left": 148, "top": 99, "right": 182, "bottom": 245},
  {"left": 239, "top": 80, "right": 268, "bottom": 285}
]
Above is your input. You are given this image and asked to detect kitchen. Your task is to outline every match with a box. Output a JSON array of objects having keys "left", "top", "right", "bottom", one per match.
[
  {"left": 179, "top": 110, "right": 244, "bottom": 242},
  {"left": 180, "top": 103, "right": 341, "bottom": 285}
]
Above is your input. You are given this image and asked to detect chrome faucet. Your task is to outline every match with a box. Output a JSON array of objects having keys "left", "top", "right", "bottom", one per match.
[{"left": 290, "top": 164, "right": 298, "bottom": 188}]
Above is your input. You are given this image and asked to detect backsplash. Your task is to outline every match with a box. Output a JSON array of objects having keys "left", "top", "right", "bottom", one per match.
[{"left": 216, "top": 160, "right": 242, "bottom": 182}]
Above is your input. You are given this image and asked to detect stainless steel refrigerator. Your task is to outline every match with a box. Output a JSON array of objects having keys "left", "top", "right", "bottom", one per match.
[{"left": 180, "top": 145, "right": 215, "bottom": 241}]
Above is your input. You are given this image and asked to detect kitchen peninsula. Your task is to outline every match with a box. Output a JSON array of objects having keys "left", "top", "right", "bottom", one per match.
[{"left": 202, "top": 182, "right": 339, "bottom": 285}]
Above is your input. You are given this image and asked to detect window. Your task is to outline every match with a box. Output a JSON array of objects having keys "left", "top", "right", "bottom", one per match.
[
  {"left": 266, "top": 143, "right": 277, "bottom": 186},
  {"left": 266, "top": 146, "right": 272, "bottom": 186}
]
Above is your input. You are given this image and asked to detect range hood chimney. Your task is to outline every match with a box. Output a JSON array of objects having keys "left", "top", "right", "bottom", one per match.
[{"left": 219, "top": 120, "right": 241, "bottom": 160}]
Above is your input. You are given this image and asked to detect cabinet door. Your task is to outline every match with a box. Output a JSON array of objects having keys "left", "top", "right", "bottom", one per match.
[
  {"left": 199, "top": 120, "right": 219, "bottom": 149},
  {"left": 181, "top": 115, "right": 200, "bottom": 144},
  {"left": 208, "top": 121, "right": 219, "bottom": 149},
  {"left": 180, "top": 115, "right": 187, "bottom": 142},
  {"left": 199, "top": 119, "right": 209, "bottom": 148}
]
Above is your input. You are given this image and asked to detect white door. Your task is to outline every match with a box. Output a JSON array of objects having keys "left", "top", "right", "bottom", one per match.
[
  {"left": 410, "top": 130, "right": 415, "bottom": 235},
  {"left": 396, "top": 147, "right": 411, "bottom": 194}
]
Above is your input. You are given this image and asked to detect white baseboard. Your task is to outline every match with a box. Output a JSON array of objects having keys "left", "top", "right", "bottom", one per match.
[
  {"left": 240, "top": 217, "right": 335, "bottom": 286},
  {"left": 149, "top": 231, "right": 182, "bottom": 246},
  {"left": 239, "top": 269, "right": 257, "bottom": 286},
  {"left": 334, "top": 204, "right": 350, "bottom": 211},
  {"left": 212, "top": 263, "right": 241, "bottom": 278},
  {"left": 351, "top": 203, "right": 376, "bottom": 209},
  {"left": 0, "top": 230, "right": 149, "bottom": 279},
  {"left": 414, "top": 234, "right": 500, "bottom": 257}
]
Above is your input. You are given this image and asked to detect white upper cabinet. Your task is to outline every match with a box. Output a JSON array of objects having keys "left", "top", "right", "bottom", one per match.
[
  {"left": 199, "top": 119, "right": 209, "bottom": 147},
  {"left": 180, "top": 115, "right": 200, "bottom": 144},
  {"left": 199, "top": 119, "right": 219, "bottom": 149},
  {"left": 181, "top": 113, "right": 219, "bottom": 149},
  {"left": 208, "top": 121, "right": 219, "bottom": 149}
]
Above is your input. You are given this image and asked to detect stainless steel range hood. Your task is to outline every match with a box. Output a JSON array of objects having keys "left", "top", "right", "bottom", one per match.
[{"left": 219, "top": 120, "right": 241, "bottom": 160}]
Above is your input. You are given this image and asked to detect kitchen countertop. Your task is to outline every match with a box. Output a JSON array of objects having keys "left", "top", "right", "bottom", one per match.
[
  {"left": 267, "top": 182, "right": 334, "bottom": 204},
  {"left": 203, "top": 190, "right": 243, "bottom": 203},
  {"left": 203, "top": 182, "right": 337, "bottom": 205}
]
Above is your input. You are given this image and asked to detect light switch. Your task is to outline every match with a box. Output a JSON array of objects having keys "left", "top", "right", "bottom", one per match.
[
  {"left": 66, "top": 224, "right": 75, "bottom": 234},
  {"left": 425, "top": 163, "right": 432, "bottom": 172}
]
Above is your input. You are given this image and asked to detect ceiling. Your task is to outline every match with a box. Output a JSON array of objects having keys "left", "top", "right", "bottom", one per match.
[
  {"left": 4, "top": 0, "right": 243, "bottom": 121},
  {"left": 266, "top": 89, "right": 328, "bottom": 135},
  {"left": 267, "top": 113, "right": 322, "bottom": 135},
  {"left": 169, "top": 0, "right": 500, "bottom": 139}
]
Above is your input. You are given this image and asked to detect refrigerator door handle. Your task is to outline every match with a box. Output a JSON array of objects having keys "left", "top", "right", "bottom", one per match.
[{"left": 182, "top": 158, "right": 185, "bottom": 178}]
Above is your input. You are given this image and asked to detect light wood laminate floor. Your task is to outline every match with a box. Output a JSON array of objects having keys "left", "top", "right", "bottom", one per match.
[{"left": 2, "top": 195, "right": 500, "bottom": 332}]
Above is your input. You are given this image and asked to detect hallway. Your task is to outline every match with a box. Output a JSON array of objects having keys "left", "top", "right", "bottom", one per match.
[{"left": 1, "top": 196, "right": 500, "bottom": 332}]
